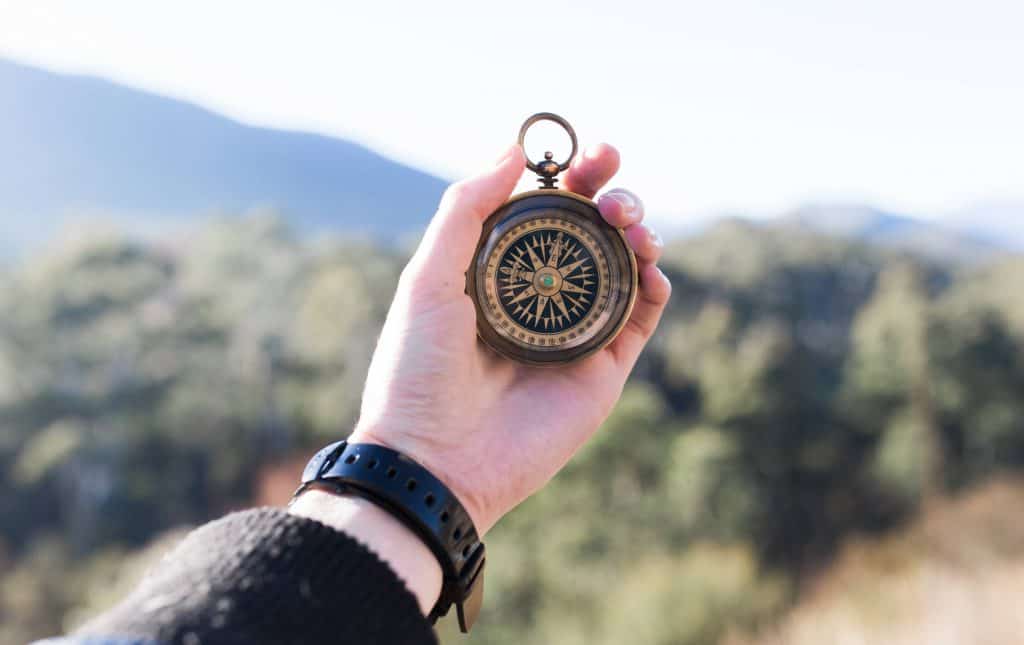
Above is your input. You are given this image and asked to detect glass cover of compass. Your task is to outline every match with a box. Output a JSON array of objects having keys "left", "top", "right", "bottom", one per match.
[{"left": 467, "top": 189, "right": 638, "bottom": 365}]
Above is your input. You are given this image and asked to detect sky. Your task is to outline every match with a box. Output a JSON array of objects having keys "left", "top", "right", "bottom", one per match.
[{"left": 1, "top": 0, "right": 1022, "bottom": 226}]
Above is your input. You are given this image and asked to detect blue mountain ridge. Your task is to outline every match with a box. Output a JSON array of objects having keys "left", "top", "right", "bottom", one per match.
[
  {"left": 777, "top": 203, "right": 1010, "bottom": 263},
  {"left": 1, "top": 58, "right": 1020, "bottom": 261},
  {"left": 0, "top": 58, "right": 447, "bottom": 248}
]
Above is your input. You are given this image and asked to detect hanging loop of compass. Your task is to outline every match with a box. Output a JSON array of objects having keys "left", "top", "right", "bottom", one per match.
[
  {"left": 466, "top": 113, "right": 638, "bottom": 366},
  {"left": 517, "top": 112, "right": 578, "bottom": 189}
]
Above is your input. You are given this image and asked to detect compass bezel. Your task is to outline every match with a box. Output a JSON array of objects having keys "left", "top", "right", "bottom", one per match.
[{"left": 467, "top": 189, "right": 638, "bottom": 366}]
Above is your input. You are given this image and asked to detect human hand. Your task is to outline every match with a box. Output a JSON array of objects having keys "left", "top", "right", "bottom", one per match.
[{"left": 349, "top": 143, "right": 671, "bottom": 535}]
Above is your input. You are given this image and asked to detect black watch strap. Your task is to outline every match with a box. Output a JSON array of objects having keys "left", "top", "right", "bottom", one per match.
[{"left": 292, "top": 440, "right": 486, "bottom": 632}]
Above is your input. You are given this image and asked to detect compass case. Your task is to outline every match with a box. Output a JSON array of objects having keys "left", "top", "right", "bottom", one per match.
[{"left": 467, "top": 189, "right": 638, "bottom": 366}]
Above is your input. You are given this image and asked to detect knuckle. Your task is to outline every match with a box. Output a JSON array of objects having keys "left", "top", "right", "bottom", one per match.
[
  {"left": 439, "top": 181, "right": 486, "bottom": 221},
  {"left": 441, "top": 181, "right": 474, "bottom": 209}
]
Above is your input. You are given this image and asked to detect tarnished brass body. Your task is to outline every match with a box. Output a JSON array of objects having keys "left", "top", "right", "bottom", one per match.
[{"left": 466, "top": 114, "right": 638, "bottom": 365}]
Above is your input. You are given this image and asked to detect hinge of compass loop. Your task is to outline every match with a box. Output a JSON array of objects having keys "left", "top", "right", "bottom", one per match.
[{"left": 535, "top": 151, "right": 561, "bottom": 189}]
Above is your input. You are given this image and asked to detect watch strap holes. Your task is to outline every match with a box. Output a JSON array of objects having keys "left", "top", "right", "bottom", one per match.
[{"left": 296, "top": 441, "right": 485, "bottom": 634}]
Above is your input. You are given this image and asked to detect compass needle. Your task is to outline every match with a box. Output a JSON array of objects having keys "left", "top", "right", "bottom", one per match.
[
  {"left": 563, "top": 293, "right": 585, "bottom": 311},
  {"left": 551, "top": 293, "right": 571, "bottom": 318},
  {"left": 558, "top": 257, "right": 590, "bottom": 278},
  {"left": 535, "top": 295, "right": 549, "bottom": 321},
  {"left": 560, "top": 282, "right": 589, "bottom": 295},
  {"left": 525, "top": 242, "right": 545, "bottom": 272},
  {"left": 508, "top": 285, "right": 538, "bottom": 305}
]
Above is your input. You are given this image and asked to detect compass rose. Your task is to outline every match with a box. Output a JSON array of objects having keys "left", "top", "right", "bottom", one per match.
[{"left": 497, "top": 229, "right": 598, "bottom": 333}]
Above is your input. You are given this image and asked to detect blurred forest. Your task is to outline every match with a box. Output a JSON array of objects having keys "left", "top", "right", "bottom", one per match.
[{"left": 3, "top": 215, "right": 1024, "bottom": 644}]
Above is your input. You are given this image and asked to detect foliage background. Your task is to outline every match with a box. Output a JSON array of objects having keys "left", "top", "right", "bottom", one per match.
[{"left": 3, "top": 212, "right": 1024, "bottom": 644}]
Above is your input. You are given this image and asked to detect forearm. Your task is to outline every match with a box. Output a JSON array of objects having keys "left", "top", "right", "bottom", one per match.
[
  {"left": 67, "top": 507, "right": 438, "bottom": 645},
  {"left": 288, "top": 489, "right": 443, "bottom": 615}
]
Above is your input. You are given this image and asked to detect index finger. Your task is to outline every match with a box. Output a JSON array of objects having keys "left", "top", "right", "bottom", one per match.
[{"left": 560, "top": 143, "right": 620, "bottom": 198}]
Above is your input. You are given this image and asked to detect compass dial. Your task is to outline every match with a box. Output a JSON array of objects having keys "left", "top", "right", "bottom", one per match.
[
  {"left": 469, "top": 191, "right": 637, "bottom": 365},
  {"left": 493, "top": 222, "right": 605, "bottom": 336}
]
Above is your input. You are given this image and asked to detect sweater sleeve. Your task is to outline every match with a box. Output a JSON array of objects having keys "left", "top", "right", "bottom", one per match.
[{"left": 63, "top": 507, "right": 439, "bottom": 645}]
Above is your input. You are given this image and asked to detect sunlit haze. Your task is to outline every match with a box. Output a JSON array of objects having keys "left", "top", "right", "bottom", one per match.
[{"left": 2, "top": 0, "right": 1022, "bottom": 226}]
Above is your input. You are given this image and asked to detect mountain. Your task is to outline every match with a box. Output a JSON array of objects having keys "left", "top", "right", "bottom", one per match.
[
  {"left": 2, "top": 59, "right": 1019, "bottom": 264},
  {"left": 0, "top": 58, "right": 447, "bottom": 250},
  {"left": 942, "top": 201, "right": 1024, "bottom": 251},
  {"left": 777, "top": 204, "right": 1007, "bottom": 264}
]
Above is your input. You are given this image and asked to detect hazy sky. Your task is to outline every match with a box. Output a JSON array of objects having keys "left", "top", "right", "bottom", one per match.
[{"left": 2, "top": 1, "right": 1021, "bottom": 225}]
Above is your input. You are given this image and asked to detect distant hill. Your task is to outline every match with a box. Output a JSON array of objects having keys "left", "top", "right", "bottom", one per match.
[
  {"left": 2, "top": 58, "right": 1020, "bottom": 263},
  {"left": 0, "top": 58, "right": 447, "bottom": 250},
  {"left": 775, "top": 204, "right": 1009, "bottom": 264},
  {"left": 671, "top": 204, "right": 1017, "bottom": 269},
  {"left": 942, "top": 201, "right": 1024, "bottom": 250}
]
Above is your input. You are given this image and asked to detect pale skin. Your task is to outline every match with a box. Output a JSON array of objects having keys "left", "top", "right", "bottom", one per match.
[{"left": 290, "top": 142, "right": 671, "bottom": 614}]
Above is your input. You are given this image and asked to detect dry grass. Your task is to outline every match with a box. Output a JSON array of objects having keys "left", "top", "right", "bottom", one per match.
[{"left": 727, "top": 477, "right": 1024, "bottom": 645}]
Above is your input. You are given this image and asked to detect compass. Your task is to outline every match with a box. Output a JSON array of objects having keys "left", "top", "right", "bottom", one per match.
[{"left": 467, "top": 113, "right": 638, "bottom": 365}]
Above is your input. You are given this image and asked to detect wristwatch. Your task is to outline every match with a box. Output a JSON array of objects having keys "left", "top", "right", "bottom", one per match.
[{"left": 292, "top": 440, "right": 486, "bottom": 632}]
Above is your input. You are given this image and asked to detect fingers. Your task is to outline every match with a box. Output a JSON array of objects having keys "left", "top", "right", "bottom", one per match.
[
  {"left": 561, "top": 143, "right": 620, "bottom": 198},
  {"left": 608, "top": 201, "right": 669, "bottom": 367},
  {"left": 599, "top": 188, "right": 662, "bottom": 264},
  {"left": 405, "top": 144, "right": 525, "bottom": 292},
  {"left": 436, "top": 144, "right": 525, "bottom": 224},
  {"left": 608, "top": 262, "right": 672, "bottom": 370},
  {"left": 623, "top": 222, "right": 664, "bottom": 264},
  {"left": 597, "top": 189, "right": 644, "bottom": 228}
]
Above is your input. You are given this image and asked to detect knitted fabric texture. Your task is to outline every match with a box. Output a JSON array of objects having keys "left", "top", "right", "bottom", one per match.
[{"left": 73, "top": 508, "right": 437, "bottom": 645}]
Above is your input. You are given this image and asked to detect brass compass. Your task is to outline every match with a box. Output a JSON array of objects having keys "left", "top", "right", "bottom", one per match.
[{"left": 467, "top": 113, "right": 638, "bottom": 365}]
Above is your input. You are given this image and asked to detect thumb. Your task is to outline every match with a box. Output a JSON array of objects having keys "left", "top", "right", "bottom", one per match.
[{"left": 406, "top": 144, "right": 525, "bottom": 290}]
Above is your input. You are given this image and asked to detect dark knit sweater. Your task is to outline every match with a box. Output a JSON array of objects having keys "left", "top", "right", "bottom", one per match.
[{"left": 41, "top": 508, "right": 438, "bottom": 645}]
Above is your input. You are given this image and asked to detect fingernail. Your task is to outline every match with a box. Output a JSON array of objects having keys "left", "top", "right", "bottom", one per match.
[
  {"left": 649, "top": 226, "right": 663, "bottom": 248},
  {"left": 606, "top": 191, "right": 636, "bottom": 214}
]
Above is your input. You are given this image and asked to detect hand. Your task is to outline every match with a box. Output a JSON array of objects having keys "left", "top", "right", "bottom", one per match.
[{"left": 349, "top": 143, "right": 671, "bottom": 535}]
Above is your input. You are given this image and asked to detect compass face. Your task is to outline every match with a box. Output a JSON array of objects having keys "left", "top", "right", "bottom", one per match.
[
  {"left": 495, "top": 225, "right": 602, "bottom": 334},
  {"left": 469, "top": 191, "right": 637, "bottom": 365}
]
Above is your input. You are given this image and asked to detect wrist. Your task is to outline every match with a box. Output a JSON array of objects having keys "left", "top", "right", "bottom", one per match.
[
  {"left": 289, "top": 488, "right": 443, "bottom": 615},
  {"left": 348, "top": 425, "right": 495, "bottom": 534}
]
